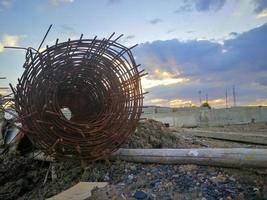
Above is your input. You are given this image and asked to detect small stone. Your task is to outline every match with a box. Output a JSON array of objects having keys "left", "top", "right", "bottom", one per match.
[
  {"left": 128, "top": 174, "right": 134, "bottom": 181},
  {"left": 16, "top": 178, "right": 24, "bottom": 186},
  {"left": 210, "top": 173, "right": 226, "bottom": 184},
  {"left": 255, "top": 190, "right": 261, "bottom": 197},
  {"left": 229, "top": 176, "right": 236, "bottom": 182},
  {"left": 146, "top": 172, "right": 151, "bottom": 176},
  {"left": 172, "top": 174, "right": 179, "bottom": 178},
  {"left": 104, "top": 175, "right": 110, "bottom": 181},
  {"left": 237, "top": 193, "right": 245, "bottom": 200},
  {"left": 130, "top": 165, "right": 137, "bottom": 171},
  {"left": 253, "top": 187, "right": 259, "bottom": 192},
  {"left": 133, "top": 190, "right": 147, "bottom": 199}
]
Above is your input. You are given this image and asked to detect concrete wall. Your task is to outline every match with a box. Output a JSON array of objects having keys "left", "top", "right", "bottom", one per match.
[{"left": 142, "top": 106, "right": 267, "bottom": 127}]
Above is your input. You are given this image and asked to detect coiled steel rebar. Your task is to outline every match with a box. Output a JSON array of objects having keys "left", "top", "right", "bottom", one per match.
[{"left": 11, "top": 32, "right": 145, "bottom": 160}]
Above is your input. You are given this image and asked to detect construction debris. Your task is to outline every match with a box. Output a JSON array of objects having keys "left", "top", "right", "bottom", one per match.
[{"left": 47, "top": 182, "right": 107, "bottom": 200}]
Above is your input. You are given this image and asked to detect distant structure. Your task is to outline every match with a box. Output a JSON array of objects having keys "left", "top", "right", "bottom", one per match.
[
  {"left": 198, "top": 90, "right": 202, "bottom": 105},
  {"left": 233, "top": 85, "right": 237, "bottom": 107},
  {"left": 225, "top": 88, "right": 228, "bottom": 108}
]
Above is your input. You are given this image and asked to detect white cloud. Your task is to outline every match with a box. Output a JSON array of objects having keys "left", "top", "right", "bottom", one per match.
[
  {"left": 256, "top": 10, "right": 267, "bottom": 18},
  {"left": 50, "top": 0, "right": 74, "bottom": 6},
  {"left": 248, "top": 98, "right": 267, "bottom": 106},
  {"left": 141, "top": 76, "right": 189, "bottom": 90},
  {"left": 169, "top": 98, "right": 195, "bottom": 107},
  {"left": 0, "top": 34, "right": 20, "bottom": 53}
]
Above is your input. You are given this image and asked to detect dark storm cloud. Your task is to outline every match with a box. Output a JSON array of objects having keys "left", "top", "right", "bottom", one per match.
[
  {"left": 134, "top": 23, "right": 267, "bottom": 104},
  {"left": 253, "top": 0, "right": 267, "bottom": 13}
]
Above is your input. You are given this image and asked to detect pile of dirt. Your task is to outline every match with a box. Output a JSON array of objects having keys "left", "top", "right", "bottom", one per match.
[
  {"left": 122, "top": 119, "right": 200, "bottom": 149},
  {"left": 0, "top": 154, "right": 47, "bottom": 199}
]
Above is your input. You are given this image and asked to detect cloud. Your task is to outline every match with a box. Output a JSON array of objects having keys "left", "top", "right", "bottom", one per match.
[
  {"left": 195, "top": 0, "right": 226, "bottom": 12},
  {"left": 256, "top": 10, "right": 267, "bottom": 18},
  {"left": 253, "top": 0, "right": 267, "bottom": 13},
  {"left": 174, "top": 3, "right": 192, "bottom": 13},
  {"left": 187, "top": 30, "right": 195, "bottom": 33},
  {"left": 149, "top": 18, "right": 162, "bottom": 25},
  {"left": 134, "top": 23, "right": 267, "bottom": 107},
  {"left": 207, "top": 98, "right": 225, "bottom": 108},
  {"left": 248, "top": 98, "right": 267, "bottom": 106},
  {"left": 229, "top": 32, "right": 238, "bottom": 37},
  {"left": 107, "top": 0, "right": 121, "bottom": 5},
  {"left": 0, "top": 0, "right": 12, "bottom": 11},
  {"left": 0, "top": 34, "right": 20, "bottom": 53},
  {"left": 50, "top": 0, "right": 74, "bottom": 7},
  {"left": 124, "top": 35, "right": 135, "bottom": 42},
  {"left": 167, "top": 29, "right": 176, "bottom": 34},
  {"left": 144, "top": 98, "right": 169, "bottom": 107},
  {"left": 60, "top": 25, "right": 77, "bottom": 37},
  {"left": 125, "top": 35, "right": 135, "bottom": 40},
  {"left": 169, "top": 98, "right": 194, "bottom": 107},
  {"left": 141, "top": 76, "right": 189, "bottom": 90},
  {"left": 144, "top": 98, "right": 195, "bottom": 107},
  {"left": 174, "top": 0, "right": 226, "bottom": 14}
]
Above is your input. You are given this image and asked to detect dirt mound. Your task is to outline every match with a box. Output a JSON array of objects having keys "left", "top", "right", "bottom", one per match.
[
  {"left": 122, "top": 119, "right": 197, "bottom": 149},
  {"left": 0, "top": 155, "right": 47, "bottom": 199}
]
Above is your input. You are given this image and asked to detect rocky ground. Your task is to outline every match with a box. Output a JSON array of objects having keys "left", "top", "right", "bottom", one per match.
[{"left": 0, "top": 120, "right": 266, "bottom": 200}]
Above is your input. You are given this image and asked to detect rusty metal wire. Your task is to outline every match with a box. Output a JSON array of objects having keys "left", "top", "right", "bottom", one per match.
[{"left": 11, "top": 33, "right": 145, "bottom": 160}]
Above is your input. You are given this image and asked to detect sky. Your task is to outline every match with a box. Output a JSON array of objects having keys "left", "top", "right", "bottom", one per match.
[{"left": 0, "top": 0, "right": 267, "bottom": 108}]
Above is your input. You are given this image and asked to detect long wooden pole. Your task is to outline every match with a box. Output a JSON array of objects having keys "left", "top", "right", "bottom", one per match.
[
  {"left": 111, "top": 148, "right": 267, "bottom": 168},
  {"left": 29, "top": 148, "right": 267, "bottom": 168}
]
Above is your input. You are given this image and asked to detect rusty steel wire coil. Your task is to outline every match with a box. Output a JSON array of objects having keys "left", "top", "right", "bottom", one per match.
[{"left": 11, "top": 33, "right": 145, "bottom": 160}]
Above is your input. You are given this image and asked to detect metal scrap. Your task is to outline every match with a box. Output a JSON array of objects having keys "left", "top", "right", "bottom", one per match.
[{"left": 9, "top": 27, "right": 145, "bottom": 160}]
